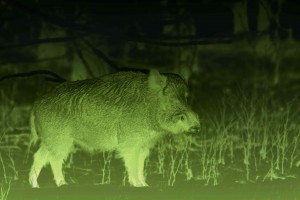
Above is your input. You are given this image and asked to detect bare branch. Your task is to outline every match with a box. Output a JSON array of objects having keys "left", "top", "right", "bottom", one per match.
[
  {"left": 0, "top": 37, "right": 72, "bottom": 50},
  {"left": 82, "top": 39, "right": 120, "bottom": 71},
  {"left": 0, "top": 70, "right": 66, "bottom": 83},
  {"left": 72, "top": 40, "right": 94, "bottom": 77}
]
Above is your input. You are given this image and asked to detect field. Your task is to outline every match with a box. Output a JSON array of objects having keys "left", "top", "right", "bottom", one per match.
[
  {"left": 1, "top": 66, "right": 300, "bottom": 200},
  {"left": 1, "top": 37, "right": 300, "bottom": 200},
  {"left": 1, "top": 0, "right": 300, "bottom": 198}
]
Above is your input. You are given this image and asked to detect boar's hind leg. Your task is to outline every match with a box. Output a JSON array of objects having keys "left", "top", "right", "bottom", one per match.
[
  {"left": 29, "top": 145, "right": 50, "bottom": 188},
  {"left": 50, "top": 159, "right": 67, "bottom": 187},
  {"left": 48, "top": 140, "right": 73, "bottom": 187}
]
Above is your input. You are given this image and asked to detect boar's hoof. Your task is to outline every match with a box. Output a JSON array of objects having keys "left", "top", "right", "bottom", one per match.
[
  {"left": 130, "top": 180, "right": 149, "bottom": 187},
  {"left": 29, "top": 177, "right": 40, "bottom": 188},
  {"left": 56, "top": 180, "right": 67, "bottom": 187}
]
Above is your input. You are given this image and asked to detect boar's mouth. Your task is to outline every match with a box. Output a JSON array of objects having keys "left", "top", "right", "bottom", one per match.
[{"left": 187, "top": 125, "right": 201, "bottom": 134}]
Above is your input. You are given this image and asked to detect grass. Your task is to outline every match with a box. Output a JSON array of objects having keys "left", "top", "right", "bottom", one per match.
[
  {"left": 147, "top": 87, "right": 300, "bottom": 186},
  {"left": 216, "top": 89, "right": 298, "bottom": 183},
  {"left": 0, "top": 153, "right": 11, "bottom": 200},
  {"left": 0, "top": 84, "right": 300, "bottom": 198}
]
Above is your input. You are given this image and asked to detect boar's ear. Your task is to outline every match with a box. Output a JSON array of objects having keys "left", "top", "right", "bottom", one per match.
[{"left": 148, "top": 69, "right": 167, "bottom": 93}]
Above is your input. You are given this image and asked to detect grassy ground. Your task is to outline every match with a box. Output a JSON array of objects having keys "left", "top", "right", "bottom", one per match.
[{"left": 1, "top": 70, "right": 300, "bottom": 199}]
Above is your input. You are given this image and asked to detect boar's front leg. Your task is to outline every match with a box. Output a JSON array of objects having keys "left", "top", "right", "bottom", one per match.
[
  {"left": 119, "top": 147, "right": 149, "bottom": 187},
  {"left": 138, "top": 148, "right": 149, "bottom": 186}
]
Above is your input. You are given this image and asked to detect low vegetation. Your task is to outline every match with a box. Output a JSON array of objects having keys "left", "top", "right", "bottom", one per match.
[{"left": 1, "top": 84, "right": 299, "bottom": 199}]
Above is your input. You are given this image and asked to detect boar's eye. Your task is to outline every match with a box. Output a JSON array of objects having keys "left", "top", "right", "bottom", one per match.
[
  {"left": 171, "top": 112, "right": 185, "bottom": 123},
  {"left": 180, "top": 114, "right": 185, "bottom": 121},
  {"left": 174, "top": 113, "right": 185, "bottom": 122}
]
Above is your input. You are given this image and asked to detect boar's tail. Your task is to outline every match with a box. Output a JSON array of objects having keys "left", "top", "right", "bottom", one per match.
[
  {"left": 29, "top": 110, "right": 39, "bottom": 147},
  {"left": 26, "top": 110, "right": 39, "bottom": 162}
]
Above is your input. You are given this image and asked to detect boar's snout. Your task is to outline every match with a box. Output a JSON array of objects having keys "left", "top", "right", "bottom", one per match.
[
  {"left": 188, "top": 124, "right": 201, "bottom": 133},
  {"left": 187, "top": 112, "right": 200, "bottom": 133}
]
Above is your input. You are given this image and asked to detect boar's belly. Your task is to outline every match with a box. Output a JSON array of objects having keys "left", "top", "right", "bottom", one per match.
[{"left": 72, "top": 127, "right": 119, "bottom": 152}]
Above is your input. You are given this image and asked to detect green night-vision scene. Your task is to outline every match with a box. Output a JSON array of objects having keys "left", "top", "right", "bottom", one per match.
[{"left": 1, "top": 0, "right": 300, "bottom": 200}]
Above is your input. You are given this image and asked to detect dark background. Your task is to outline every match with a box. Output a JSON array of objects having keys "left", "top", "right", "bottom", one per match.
[
  {"left": 1, "top": 0, "right": 300, "bottom": 106},
  {"left": 1, "top": 1, "right": 300, "bottom": 199}
]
